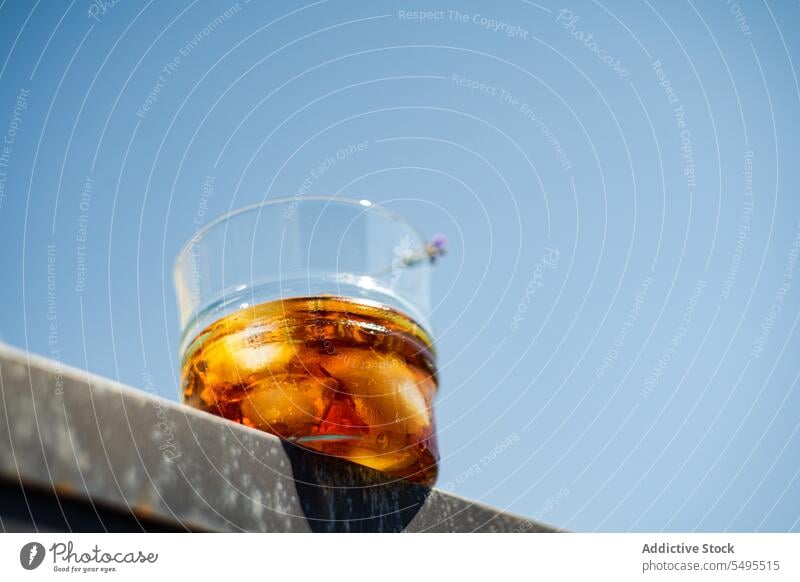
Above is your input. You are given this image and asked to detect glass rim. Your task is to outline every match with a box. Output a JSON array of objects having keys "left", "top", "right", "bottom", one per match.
[{"left": 173, "top": 195, "right": 428, "bottom": 277}]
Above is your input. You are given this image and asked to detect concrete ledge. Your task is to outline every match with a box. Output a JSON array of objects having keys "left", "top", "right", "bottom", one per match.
[{"left": 0, "top": 343, "right": 557, "bottom": 532}]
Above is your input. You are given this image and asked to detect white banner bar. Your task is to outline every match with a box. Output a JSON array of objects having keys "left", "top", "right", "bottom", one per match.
[{"left": 1, "top": 533, "right": 798, "bottom": 580}]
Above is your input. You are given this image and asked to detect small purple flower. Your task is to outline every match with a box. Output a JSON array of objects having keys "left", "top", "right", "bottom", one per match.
[{"left": 426, "top": 233, "right": 448, "bottom": 262}]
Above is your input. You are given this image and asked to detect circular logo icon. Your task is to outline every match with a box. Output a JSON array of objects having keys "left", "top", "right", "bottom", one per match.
[{"left": 19, "top": 542, "right": 46, "bottom": 570}]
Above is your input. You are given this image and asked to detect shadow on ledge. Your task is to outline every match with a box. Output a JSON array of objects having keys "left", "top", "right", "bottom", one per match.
[{"left": 282, "top": 441, "right": 431, "bottom": 532}]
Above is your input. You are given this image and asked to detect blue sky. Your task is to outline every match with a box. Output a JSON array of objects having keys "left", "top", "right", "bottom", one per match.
[{"left": 1, "top": 0, "right": 799, "bottom": 531}]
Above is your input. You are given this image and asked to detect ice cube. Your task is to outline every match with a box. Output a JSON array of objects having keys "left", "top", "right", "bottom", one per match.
[
  {"left": 240, "top": 374, "right": 333, "bottom": 436},
  {"left": 320, "top": 349, "right": 431, "bottom": 435},
  {"left": 200, "top": 332, "right": 296, "bottom": 386}
]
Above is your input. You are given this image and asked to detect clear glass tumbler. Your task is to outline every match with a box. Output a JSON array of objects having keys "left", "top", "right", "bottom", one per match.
[{"left": 173, "top": 196, "right": 443, "bottom": 485}]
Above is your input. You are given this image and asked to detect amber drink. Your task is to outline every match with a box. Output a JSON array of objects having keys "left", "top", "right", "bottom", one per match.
[{"left": 181, "top": 295, "right": 438, "bottom": 484}]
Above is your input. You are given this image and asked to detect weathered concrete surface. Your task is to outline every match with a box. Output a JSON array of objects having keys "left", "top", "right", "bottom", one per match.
[{"left": 0, "top": 343, "right": 557, "bottom": 532}]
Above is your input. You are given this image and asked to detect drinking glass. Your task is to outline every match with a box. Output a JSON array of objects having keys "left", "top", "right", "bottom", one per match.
[{"left": 173, "top": 196, "right": 443, "bottom": 485}]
